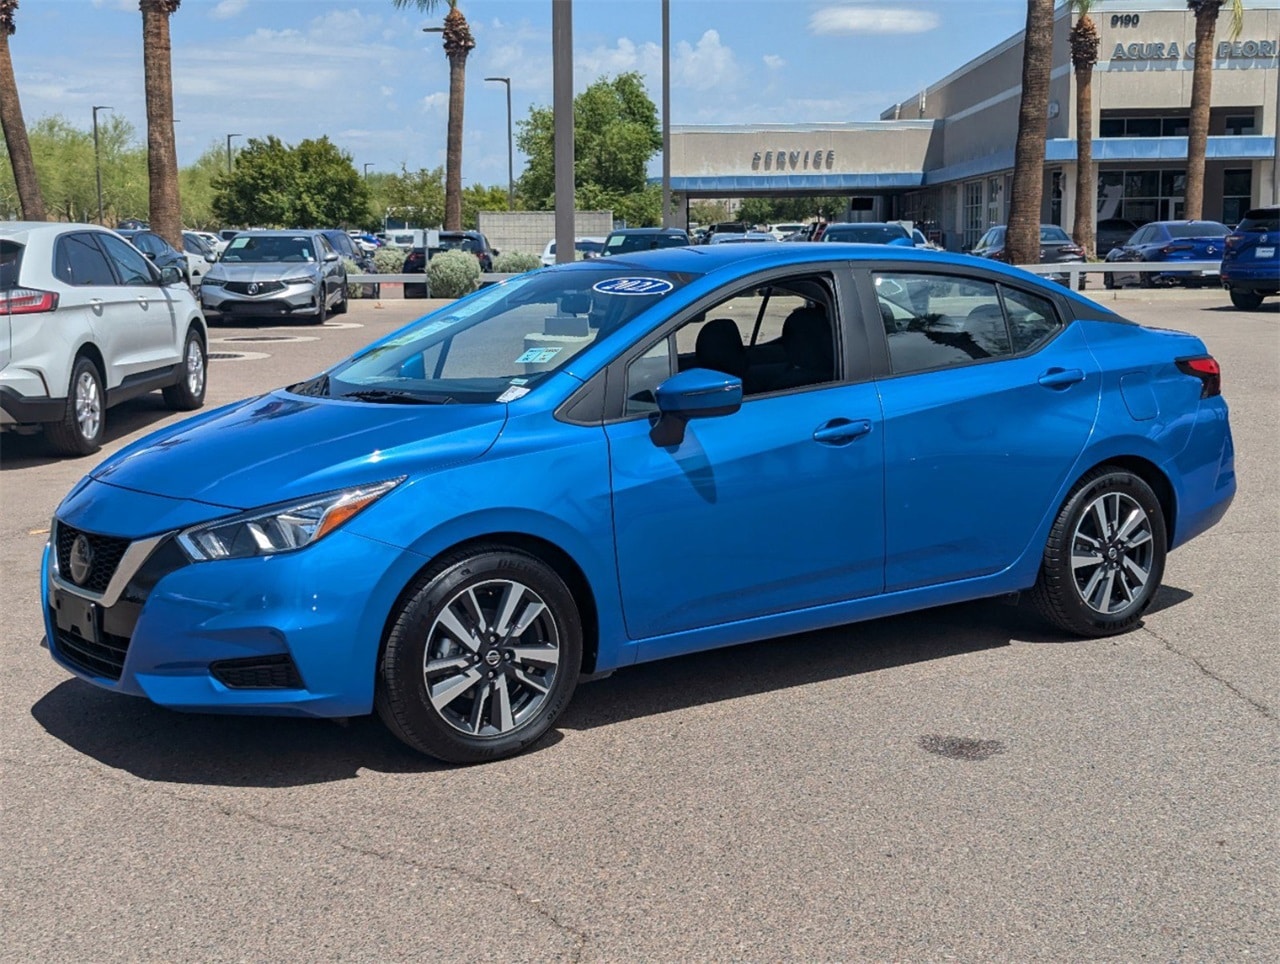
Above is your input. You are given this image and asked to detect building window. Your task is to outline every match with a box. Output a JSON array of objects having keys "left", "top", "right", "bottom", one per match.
[
  {"left": 986, "top": 177, "right": 1002, "bottom": 227},
  {"left": 963, "top": 181, "right": 985, "bottom": 250},
  {"left": 1224, "top": 114, "right": 1257, "bottom": 136},
  {"left": 1097, "top": 169, "right": 1192, "bottom": 224},
  {"left": 1223, "top": 169, "right": 1252, "bottom": 226},
  {"left": 1098, "top": 114, "right": 1189, "bottom": 138}
]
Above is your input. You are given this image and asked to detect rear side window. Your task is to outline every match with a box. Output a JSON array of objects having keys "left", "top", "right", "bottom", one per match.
[
  {"left": 1238, "top": 210, "right": 1279, "bottom": 233},
  {"left": 96, "top": 233, "right": 156, "bottom": 285},
  {"left": 0, "top": 240, "right": 22, "bottom": 289},
  {"left": 54, "top": 233, "right": 118, "bottom": 286},
  {"left": 874, "top": 272, "right": 1062, "bottom": 375}
]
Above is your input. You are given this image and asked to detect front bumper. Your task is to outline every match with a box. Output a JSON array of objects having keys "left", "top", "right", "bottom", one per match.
[
  {"left": 201, "top": 280, "right": 322, "bottom": 316},
  {"left": 42, "top": 489, "right": 426, "bottom": 718}
]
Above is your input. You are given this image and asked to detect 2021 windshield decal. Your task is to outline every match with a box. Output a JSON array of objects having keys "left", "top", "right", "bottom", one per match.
[{"left": 592, "top": 277, "right": 674, "bottom": 296}]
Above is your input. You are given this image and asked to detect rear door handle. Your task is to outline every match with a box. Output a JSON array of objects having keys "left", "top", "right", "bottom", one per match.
[
  {"left": 1038, "top": 368, "right": 1085, "bottom": 389},
  {"left": 813, "top": 418, "right": 872, "bottom": 445}
]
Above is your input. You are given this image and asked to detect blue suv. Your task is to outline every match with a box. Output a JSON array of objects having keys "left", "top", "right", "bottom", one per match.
[{"left": 1221, "top": 207, "right": 1279, "bottom": 310}]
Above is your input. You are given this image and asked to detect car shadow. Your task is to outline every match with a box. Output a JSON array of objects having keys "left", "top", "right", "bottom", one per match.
[
  {"left": 1201, "top": 302, "right": 1279, "bottom": 314},
  {"left": 30, "top": 588, "right": 1195, "bottom": 787},
  {"left": 0, "top": 395, "right": 177, "bottom": 471}
]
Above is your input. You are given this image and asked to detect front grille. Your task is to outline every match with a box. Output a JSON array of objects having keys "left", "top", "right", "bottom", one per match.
[
  {"left": 224, "top": 280, "right": 286, "bottom": 295},
  {"left": 53, "top": 622, "right": 131, "bottom": 681},
  {"left": 55, "top": 523, "right": 130, "bottom": 594},
  {"left": 210, "top": 655, "right": 304, "bottom": 690}
]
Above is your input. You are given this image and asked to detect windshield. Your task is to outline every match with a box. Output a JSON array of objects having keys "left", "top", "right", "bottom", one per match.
[
  {"left": 439, "top": 235, "right": 480, "bottom": 253},
  {"left": 306, "top": 267, "right": 696, "bottom": 404},
  {"left": 1238, "top": 211, "right": 1278, "bottom": 232},
  {"left": 222, "top": 235, "right": 317, "bottom": 263},
  {"left": 1039, "top": 226, "right": 1072, "bottom": 242},
  {"left": 823, "top": 224, "right": 910, "bottom": 244},
  {"left": 606, "top": 233, "right": 687, "bottom": 254},
  {"left": 1167, "top": 222, "right": 1228, "bottom": 238}
]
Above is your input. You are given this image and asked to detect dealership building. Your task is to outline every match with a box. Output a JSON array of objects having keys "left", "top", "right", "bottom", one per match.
[{"left": 667, "top": 0, "right": 1279, "bottom": 250}]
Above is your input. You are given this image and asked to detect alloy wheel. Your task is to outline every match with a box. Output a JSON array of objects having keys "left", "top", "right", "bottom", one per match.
[
  {"left": 422, "top": 579, "right": 561, "bottom": 736},
  {"left": 1070, "top": 491, "right": 1154, "bottom": 615},
  {"left": 186, "top": 338, "right": 205, "bottom": 397},
  {"left": 74, "top": 370, "right": 101, "bottom": 441}
]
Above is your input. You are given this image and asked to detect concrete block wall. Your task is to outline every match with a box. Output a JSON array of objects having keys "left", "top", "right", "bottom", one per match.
[{"left": 479, "top": 210, "right": 614, "bottom": 257}]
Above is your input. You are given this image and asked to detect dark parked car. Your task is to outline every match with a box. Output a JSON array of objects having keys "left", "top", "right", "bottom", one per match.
[
  {"left": 1095, "top": 218, "right": 1142, "bottom": 258},
  {"left": 601, "top": 227, "right": 690, "bottom": 255},
  {"left": 400, "top": 232, "right": 499, "bottom": 298},
  {"left": 319, "top": 228, "right": 378, "bottom": 296},
  {"left": 1103, "top": 220, "right": 1230, "bottom": 289},
  {"left": 1220, "top": 207, "right": 1278, "bottom": 310},
  {"left": 117, "top": 229, "right": 189, "bottom": 284},
  {"left": 819, "top": 222, "right": 914, "bottom": 246},
  {"left": 970, "top": 224, "right": 1085, "bottom": 284}
]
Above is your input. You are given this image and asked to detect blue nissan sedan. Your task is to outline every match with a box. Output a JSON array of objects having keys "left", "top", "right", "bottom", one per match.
[{"left": 43, "top": 245, "right": 1235, "bottom": 763}]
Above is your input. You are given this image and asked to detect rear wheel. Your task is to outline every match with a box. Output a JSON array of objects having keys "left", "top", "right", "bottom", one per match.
[
  {"left": 1229, "top": 288, "right": 1263, "bottom": 310},
  {"left": 1032, "top": 467, "right": 1167, "bottom": 637},
  {"left": 162, "top": 327, "right": 207, "bottom": 410},
  {"left": 46, "top": 356, "right": 105, "bottom": 456},
  {"left": 376, "top": 547, "right": 582, "bottom": 763}
]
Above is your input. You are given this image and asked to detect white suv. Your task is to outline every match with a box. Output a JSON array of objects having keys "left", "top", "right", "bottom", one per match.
[{"left": 1, "top": 222, "right": 208, "bottom": 456}]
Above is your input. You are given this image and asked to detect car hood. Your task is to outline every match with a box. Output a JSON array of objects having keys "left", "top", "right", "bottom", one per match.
[
  {"left": 91, "top": 390, "right": 507, "bottom": 509},
  {"left": 210, "top": 263, "right": 320, "bottom": 282}
]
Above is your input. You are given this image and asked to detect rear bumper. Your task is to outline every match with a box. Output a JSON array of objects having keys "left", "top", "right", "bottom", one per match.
[
  {"left": 0, "top": 386, "right": 65, "bottom": 426},
  {"left": 1220, "top": 265, "right": 1279, "bottom": 293}
]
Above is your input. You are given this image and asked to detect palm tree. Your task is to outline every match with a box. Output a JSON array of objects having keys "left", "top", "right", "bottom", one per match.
[
  {"left": 140, "top": 0, "right": 182, "bottom": 249},
  {"left": 0, "top": 1, "right": 46, "bottom": 220},
  {"left": 394, "top": 0, "right": 474, "bottom": 231},
  {"left": 1184, "top": 0, "right": 1244, "bottom": 220},
  {"left": 1069, "top": 0, "right": 1100, "bottom": 260},
  {"left": 1006, "top": 0, "right": 1057, "bottom": 266}
]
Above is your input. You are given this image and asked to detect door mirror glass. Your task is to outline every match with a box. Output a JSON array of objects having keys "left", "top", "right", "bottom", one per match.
[
  {"left": 650, "top": 368, "right": 742, "bottom": 446},
  {"left": 324, "top": 251, "right": 340, "bottom": 263},
  {"left": 159, "top": 264, "right": 185, "bottom": 286}
]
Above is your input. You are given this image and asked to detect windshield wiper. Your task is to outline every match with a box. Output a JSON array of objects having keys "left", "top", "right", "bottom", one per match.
[{"left": 338, "top": 389, "right": 455, "bottom": 405}]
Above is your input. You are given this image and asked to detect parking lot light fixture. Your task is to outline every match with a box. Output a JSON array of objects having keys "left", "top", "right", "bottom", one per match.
[
  {"left": 485, "top": 77, "right": 514, "bottom": 211},
  {"left": 92, "top": 106, "right": 113, "bottom": 225},
  {"left": 226, "top": 133, "right": 241, "bottom": 174}
]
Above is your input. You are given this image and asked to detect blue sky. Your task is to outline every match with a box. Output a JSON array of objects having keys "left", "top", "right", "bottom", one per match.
[{"left": 11, "top": 0, "right": 1035, "bottom": 185}]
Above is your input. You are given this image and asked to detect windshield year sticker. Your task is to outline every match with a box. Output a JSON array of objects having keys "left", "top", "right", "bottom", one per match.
[
  {"left": 516, "top": 347, "right": 563, "bottom": 364},
  {"left": 592, "top": 277, "right": 674, "bottom": 296}
]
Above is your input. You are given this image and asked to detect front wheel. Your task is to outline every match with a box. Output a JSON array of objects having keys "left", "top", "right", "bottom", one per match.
[
  {"left": 376, "top": 547, "right": 582, "bottom": 763},
  {"left": 162, "top": 328, "right": 207, "bottom": 410},
  {"left": 1229, "top": 288, "right": 1263, "bottom": 310},
  {"left": 310, "top": 285, "right": 328, "bottom": 325},
  {"left": 1031, "top": 467, "right": 1167, "bottom": 637}
]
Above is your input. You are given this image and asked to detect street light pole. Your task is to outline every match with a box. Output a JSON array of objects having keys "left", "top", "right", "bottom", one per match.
[
  {"left": 92, "top": 105, "right": 112, "bottom": 225},
  {"left": 485, "top": 77, "right": 514, "bottom": 211},
  {"left": 552, "top": 0, "right": 574, "bottom": 263},
  {"left": 364, "top": 162, "right": 375, "bottom": 177},
  {"left": 226, "top": 133, "right": 241, "bottom": 174},
  {"left": 661, "top": 0, "right": 671, "bottom": 228}
]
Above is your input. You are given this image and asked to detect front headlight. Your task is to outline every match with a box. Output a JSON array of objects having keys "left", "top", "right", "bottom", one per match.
[
  {"left": 201, "top": 276, "right": 226, "bottom": 287},
  {"left": 177, "top": 479, "right": 402, "bottom": 561},
  {"left": 282, "top": 275, "right": 317, "bottom": 286}
]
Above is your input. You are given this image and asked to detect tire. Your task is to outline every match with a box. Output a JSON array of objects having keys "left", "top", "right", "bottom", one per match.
[
  {"left": 162, "top": 327, "right": 207, "bottom": 411},
  {"left": 1229, "top": 288, "right": 1263, "bottom": 310},
  {"left": 333, "top": 285, "right": 349, "bottom": 315},
  {"left": 1103, "top": 272, "right": 1116, "bottom": 290},
  {"left": 1137, "top": 270, "right": 1153, "bottom": 289},
  {"left": 45, "top": 355, "right": 105, "bottom": 457},
  {"left": 311, "top": 285, "right": 328, "bottom": 325},
  {"left": 376, "top": 547, "right": 582, "bottom": 764},
  {"left": 1031, "top": 467, "right": 1167, "bottom": 637}
]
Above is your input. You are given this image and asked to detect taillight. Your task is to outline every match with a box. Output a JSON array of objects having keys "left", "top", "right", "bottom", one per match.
[
  {"left": 0, "top": 287, "right": 58, "bottom": 314},
  {"left": 1161, "top": 243, "right": 1193, "bottom": 254},
  {"left": 1176, "top": 355, "right": 1221, "bottom": 398},
  {"left": 1062, "top": 244, "right": 1084, "bottom": 255},
  {"left": 1225, "top": 234, "right": 1242, "bottom": 249}
]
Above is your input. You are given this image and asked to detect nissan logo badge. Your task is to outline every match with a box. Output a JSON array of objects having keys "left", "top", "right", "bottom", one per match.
[{"left": 69, "top": 534, "right": 94, "bottom": 586}]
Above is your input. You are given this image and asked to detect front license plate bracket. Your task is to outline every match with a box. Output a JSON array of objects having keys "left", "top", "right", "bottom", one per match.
[{"left": 53, "top": 588, "right": 101, "bottom": 645}]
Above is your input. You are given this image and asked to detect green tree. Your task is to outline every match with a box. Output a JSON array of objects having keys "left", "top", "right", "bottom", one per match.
[
  {"left": 212, "top": 135, "right": 370, "bottom": 228},
  {"left": 381, "top": 165, "right": 446, "bottom": 228},
  {"left": 461, "top": 182, "right": 513, "bottom": 229},
  {"left": 1184, "top": 0, "right": 1244, "bottom": 219},
  {"left": 517, "top": 72, "right": 662, "bottom": 223},
  {"left": 0, "top": 1, "right": 46, "bottom": 219},
  {"left": 179, "top": 142, "right": 230, "bottom": 228}
]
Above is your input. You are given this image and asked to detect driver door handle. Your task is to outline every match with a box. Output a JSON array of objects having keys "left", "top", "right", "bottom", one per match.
[{"left": 813, "top": 418, "right": 872, "bottom": 445}]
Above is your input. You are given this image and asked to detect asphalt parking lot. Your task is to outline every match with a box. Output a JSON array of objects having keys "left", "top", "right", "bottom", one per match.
[{"left": 1, "top": 289, "right": 1276, "bottom": 961}]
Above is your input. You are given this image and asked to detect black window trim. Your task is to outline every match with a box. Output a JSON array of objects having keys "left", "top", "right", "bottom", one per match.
[
  {"left": 557, "top": 261, "right": 869, "bottom": 426},
  {"left": 853, "top": 262, "right": 1076, "bottom": 381},
  {"left": 93, "top": 230, "right": 162, "bottom": 287}
]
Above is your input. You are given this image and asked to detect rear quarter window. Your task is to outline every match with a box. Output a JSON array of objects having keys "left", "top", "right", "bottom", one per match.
[{"left": 0, "top": 240, "right": 22, "bottom": 288}]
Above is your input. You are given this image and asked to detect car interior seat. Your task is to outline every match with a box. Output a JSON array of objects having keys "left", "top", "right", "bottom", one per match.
[{"left": 694, "top": 318, "right": 748, "bottom": 379}]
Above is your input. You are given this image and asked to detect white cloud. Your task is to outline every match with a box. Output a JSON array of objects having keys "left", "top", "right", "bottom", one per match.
[
  {"left": 763, "top": 54, "right": 786, "bottom": 70},
  {"left": 421, "top": 92, "right": 448, "bottom": 114},
  {"left": 810, "top": 6, "right": 940, "bottom": 35},
  {"left": 671, "top": 29, "right": 740, "bottom": 91},
  {"left": 211, "top": 0, "right": 248, "bottom": 20}
]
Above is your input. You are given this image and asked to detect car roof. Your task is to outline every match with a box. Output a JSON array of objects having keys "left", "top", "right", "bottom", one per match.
[
  {"left": 606, "top": 227, "right": 687, "bottom": 236},
  {"left": 229, "top": 229, "right": 325, "bottom": 237}
]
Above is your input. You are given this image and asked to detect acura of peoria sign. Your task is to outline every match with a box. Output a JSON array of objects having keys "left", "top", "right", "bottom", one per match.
[{"left": 1111, "top": 38, "right": 1278, "bottom": 61}]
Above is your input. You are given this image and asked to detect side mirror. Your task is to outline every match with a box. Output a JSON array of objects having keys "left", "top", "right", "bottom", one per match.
[
  {"left": 650, "top": 368, "right": 743, "bottom": 447},
  {"left": 324, "top": 251, "right": 340, "bottom": 263},
  {"left": 144, "top": 251, "right": 158, "bottom": 261},
  {"left": 159, "top": 264, "right": 185, "bottom": 286}
]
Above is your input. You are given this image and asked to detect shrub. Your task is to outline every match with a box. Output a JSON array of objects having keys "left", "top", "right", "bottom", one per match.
[
  {"left": 428, "top": 248, "right": 480, "bottom": 299},
  {"left": 341, "top": 258, "right": 365, "bottom": 298},
  {"left": 373, "top": 246, "right": 406, "bottom": 273},
  {"left": 492, "top": 252, "right": 543, "bottom": 274}
]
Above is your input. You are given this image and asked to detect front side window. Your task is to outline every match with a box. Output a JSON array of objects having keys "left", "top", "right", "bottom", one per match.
[
  {"left": 96, "top": 233, "right": 156, "bottom": 286},
  {"left": 55, "top": 233, "right": 117, "bottom": 286},
  {"left": 874, "top": 272, "right": 1061, "bottom": 374},
  {"left": 623, "top": 273, "right": 839, "bottom": 415},
  {"left": 308, "top": 267, "right": 697, "bottom": 405}
]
